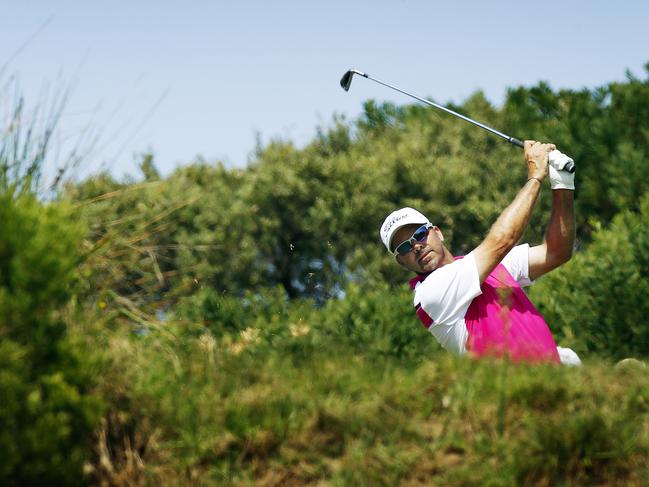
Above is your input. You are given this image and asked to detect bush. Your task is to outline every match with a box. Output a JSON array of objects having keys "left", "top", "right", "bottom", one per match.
[
  {"left": 318, "top": 282, "right": 436, "bottom": 361},
  {"left": 0, "top": 193, "right": 103, "bottom": 485},
  {"left": 172, "top": 280, "right": 438, "bottom": 365},
  {"left": 531, "top": 192, "right": 649, "bottom": 359}
]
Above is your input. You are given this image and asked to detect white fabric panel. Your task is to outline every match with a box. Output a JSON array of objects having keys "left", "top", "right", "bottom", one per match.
[
  {"left": 413, "top": 253, "right": 482, "bottom": 355},
  {"left": 557, "top": 347, "right": 582, "bottom": 366},
  {"left": 501, "top": 244, "right": 534, "bottom": 287}
]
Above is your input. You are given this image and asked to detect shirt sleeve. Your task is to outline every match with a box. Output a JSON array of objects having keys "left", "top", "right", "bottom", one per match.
[
  {"left": 500, "top": 244, "right": 534, "bottom": 287},
  {"left": 414, "top": 252, "right": 482, "bottom": 355}
]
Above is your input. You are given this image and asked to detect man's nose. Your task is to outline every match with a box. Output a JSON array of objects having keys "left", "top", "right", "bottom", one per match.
[{"left": 413, "top": 241, "right": 426, "bottom": 253}]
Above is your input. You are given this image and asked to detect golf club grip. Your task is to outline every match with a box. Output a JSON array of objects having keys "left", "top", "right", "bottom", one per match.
[
  {"left": 511, "top": 138, "right": 575, "bottom": 173},
  {"left": 510, "top": 137, "right": 525, "bottom": 148}
]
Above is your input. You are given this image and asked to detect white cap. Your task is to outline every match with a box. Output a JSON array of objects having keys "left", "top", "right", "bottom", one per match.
[{"left": 379, "top": 207, "right": 431, "bottom": 252}]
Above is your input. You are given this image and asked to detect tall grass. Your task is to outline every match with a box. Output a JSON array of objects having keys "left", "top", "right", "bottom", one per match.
[
  {"left": 0, "top": 73, "right": 95, "bottom": 198},
  {"left": 86, "top": 309, "right": 649, "bottom": 486}
]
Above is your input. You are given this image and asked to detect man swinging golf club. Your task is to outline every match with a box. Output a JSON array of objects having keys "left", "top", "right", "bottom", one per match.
[{"left": 380, "top": 141, "right": 581, "bottom": 365}]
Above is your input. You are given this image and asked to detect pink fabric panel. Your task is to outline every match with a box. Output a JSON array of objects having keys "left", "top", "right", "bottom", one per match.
[
  {"left": 415, "top": 305, "right": 434, "bottom": 329},
  {"left": 464, "top": 264, "right": 560, "bottom": 363}
]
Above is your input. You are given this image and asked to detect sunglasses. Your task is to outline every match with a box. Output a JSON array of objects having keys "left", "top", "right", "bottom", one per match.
[{"left": 392, "top": 223, "right": 433, "bottom": 256}]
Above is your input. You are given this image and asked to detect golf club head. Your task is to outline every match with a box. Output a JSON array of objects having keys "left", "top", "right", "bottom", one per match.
[{"left": 340, "top": 69, "right": 366, "bottom": 91}]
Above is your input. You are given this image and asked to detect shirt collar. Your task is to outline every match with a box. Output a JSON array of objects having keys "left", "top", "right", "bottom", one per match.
[
  {"left": 408, "top": 255, "right": 464, "bottom": 289},
  {"left": 408, "top": 273, "right": 430, "bottom": 289}
]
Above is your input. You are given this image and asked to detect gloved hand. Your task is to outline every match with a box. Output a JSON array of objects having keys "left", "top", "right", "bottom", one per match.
[{"left": 548, "top": 150, "right": 575, "bottom": 190}]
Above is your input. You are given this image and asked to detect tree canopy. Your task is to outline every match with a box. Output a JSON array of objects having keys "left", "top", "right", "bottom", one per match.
[{"left": 64, "top": 65, "right": 649, "bottom": 304}]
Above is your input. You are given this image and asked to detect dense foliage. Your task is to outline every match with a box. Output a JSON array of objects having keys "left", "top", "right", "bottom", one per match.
[
  {"left": 65, "top": 67, "right": 649, "bottom": 304},
  {"left": 531, "top": 192, "right": 649, "bottom": 359},
  {"left": 0, "top": 193, "right": 103, "bottom": 485},
  {"left": 2, "top": 65, "right": 649, "bottom": 485}
]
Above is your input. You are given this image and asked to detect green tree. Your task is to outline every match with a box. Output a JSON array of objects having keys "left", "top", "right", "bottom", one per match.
[{"left": 64, "top": 65, "right": 649, "bottom": 310}]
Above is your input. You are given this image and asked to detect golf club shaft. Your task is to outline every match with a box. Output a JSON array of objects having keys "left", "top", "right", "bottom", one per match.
[
  {"left": 360, "top": 72, "right": 524, "bottom": 148},
  {"left": 343, "top": 69, "right": 576, "bottom": 173}
]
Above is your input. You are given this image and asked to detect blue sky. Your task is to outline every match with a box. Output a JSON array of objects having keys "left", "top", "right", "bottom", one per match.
[{"left": 2, "top": 0, "right": 648, "bottom": 179}]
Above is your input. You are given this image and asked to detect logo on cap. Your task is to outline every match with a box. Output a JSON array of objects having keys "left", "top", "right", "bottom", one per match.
[{"left": 381, "top": 211, "right": 408, "bottom": 239}]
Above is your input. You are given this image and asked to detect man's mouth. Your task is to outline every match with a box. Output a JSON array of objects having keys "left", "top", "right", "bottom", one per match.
[{"left": 418, "top": 250, "right": 432, "bottom": 266}]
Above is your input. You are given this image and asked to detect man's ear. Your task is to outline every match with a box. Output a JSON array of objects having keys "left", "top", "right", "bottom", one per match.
[{"left": 433, "top": 226, "right": 444, "bottom": 242}]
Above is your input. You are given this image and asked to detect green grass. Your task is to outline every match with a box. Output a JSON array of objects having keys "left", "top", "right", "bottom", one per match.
[{"left": 89, "top": 322, "right": 649, "bottom": 486}]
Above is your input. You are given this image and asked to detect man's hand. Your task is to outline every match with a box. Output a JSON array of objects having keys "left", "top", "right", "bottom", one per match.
[
  {"left": 524, "top": 140, "right": 556, "bottom": 181},
  {"left": 548, "top": 150, "right": 575, "bottom": 190}
]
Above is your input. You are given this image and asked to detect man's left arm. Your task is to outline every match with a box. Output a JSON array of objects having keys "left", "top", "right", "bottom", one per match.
[{"left": 528, "top": 151, "right": 576, "bottom": 280}]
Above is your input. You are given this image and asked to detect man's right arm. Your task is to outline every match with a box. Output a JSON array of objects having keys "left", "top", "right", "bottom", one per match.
[{"left": 472, "top": 141, "right": 554, "bottom": 284}]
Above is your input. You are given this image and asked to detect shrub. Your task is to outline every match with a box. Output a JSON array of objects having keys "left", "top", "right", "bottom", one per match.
[
  {"left": 0, "top": 193, "right": 103, "bottom": 485},
  {"left": 172, "top": 280, "right": 438, "bottom": 365},
  {"left": 531, "top": 192, "right": 649, "bottom": 359}
]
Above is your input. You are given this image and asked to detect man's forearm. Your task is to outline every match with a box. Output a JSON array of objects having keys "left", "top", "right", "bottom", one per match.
[
  {"left": 543, "top": 189, "right": 575, "bottom": 262},
  {"left": 473, "top": 140, "right": 553, "bottom": 283},
  {"left": 489, "top": 178, "right": 542, "bottom": 246}
]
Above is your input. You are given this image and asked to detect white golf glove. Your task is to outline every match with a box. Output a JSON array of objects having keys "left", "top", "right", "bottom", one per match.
[{"left": 548, "top": 149, "right": 575, "bottom": 190}]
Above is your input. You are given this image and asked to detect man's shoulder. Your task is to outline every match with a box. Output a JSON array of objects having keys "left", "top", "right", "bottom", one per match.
[{"left": 408, "top": 272, "right": 430, "bottom": 290}]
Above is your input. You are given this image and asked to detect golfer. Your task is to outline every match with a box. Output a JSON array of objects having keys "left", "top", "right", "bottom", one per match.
[{"left": 380, "top": 141, "right": 581, "bottom": 365}]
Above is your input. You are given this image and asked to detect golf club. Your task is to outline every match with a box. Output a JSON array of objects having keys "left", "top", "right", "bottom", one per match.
[{"left": 340, "top": 69, "right": 575, "bottom": 173}]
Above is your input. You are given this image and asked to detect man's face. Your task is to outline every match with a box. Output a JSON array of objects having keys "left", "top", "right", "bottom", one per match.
[{"left": 392, "top": 223, "right": 449, "bottom": 274}]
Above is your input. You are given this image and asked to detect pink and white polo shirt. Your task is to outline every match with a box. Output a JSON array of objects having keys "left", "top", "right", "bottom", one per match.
[{"left": 410, "top": 245, "right": 580, "bottom": 365}]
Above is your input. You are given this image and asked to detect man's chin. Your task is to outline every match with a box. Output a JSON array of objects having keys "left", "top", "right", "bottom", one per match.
[{"left": 418, "top": 260, "right": 438, "bottom": 273}]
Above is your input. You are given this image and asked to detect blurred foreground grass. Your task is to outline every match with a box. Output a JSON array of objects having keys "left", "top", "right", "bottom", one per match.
[{"left": 90, "top": 318, "right": 649, "bottom": 486}]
